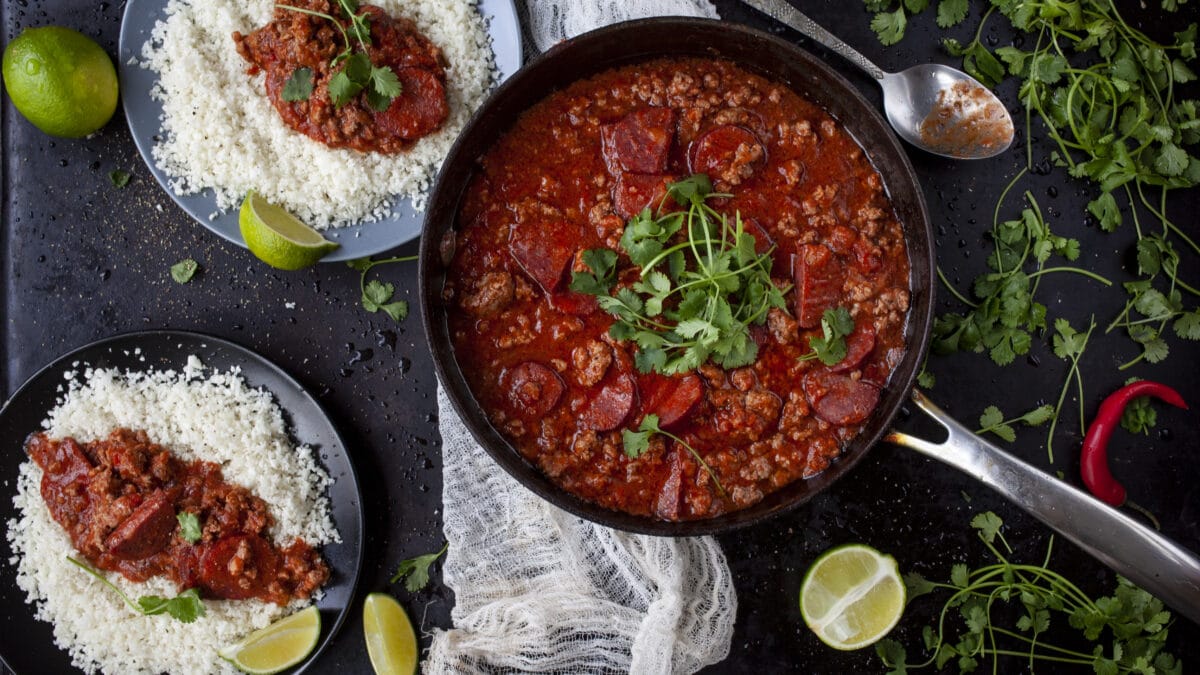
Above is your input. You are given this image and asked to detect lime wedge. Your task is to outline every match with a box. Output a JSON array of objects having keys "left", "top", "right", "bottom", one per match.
[
  {"left": 239, "top": 191, "right": 338, "bottom": 270},
  {"left": 363, "top": 592, "right": 418, "bottom": 675},
  {"left": 218, "top": 605, "right": 321, "bottom": 674},
  {"left": 799, "top": 543, "right": 906, "bottom": 650}
]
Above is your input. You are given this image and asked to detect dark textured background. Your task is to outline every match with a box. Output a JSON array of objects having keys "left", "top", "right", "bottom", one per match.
[{"left": 3, "top": 0, "right": 1199, "bottom": 672}]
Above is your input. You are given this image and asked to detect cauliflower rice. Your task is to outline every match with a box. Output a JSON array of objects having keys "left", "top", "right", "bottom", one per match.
[
  {"left": 140, "top": 0, "right": 497, "bottom": 228},
  {"left": 6, "top": 357, "right": 339, "bottom": 675}
]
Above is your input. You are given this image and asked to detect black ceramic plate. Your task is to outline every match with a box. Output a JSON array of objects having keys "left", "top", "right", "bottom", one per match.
[{"left": 0, "top": 331, "right": 363, "bottom": 675}]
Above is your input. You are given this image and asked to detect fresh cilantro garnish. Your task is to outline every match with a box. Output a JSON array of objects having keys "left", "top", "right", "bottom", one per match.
[
  {"left": 276, "top": 1, "right": 402, "bottom": 109},
  {"left": 865, "top": 0, "right": 971, "bottom": 46},
  {"left": 67, "top": 557, "right": 206, "bottom": 624},
  {"left": 1043, "top": 317, "right": 1095, "bottom": 463},
  {"left": 570, "top": 174, "right": 789, "bottom": 375},
  {"left": 390, "top": 542, "right": 447, "bottom": 592},
  {"left": 282, "top": 67, "right": 314, "bottom": 102},
  {"left": 108, "top": 169, "right": 131, "bottom": 188},
  {"left": 876, "top": 512, "right": 1179, "bottom": 675},
  {"left": 1119, "top": 377, "right": 1160, "bottom": 435},
  {"left": 170, "top": 259, "right": 199, "bottom": 284},
  {"left": 346, "top": 255, "right": 417, "bottom": 322},
  {"left": 137, "top": 589, "right": 205, "bottom": 623},
  {"left": 869, "top": 7, "right": 907, "bottom": 46},
  {"left": 798, "top": 307, "right": 854, "bottom": 366},
  {"left": 621, "top": 414, "right": 726, "bottom": 496},
  {"left": 176, "top": 512, "right": 202, "bottom": 544},
  {"left": 975, "top": 403, "right": 1054, "bottom": 443}
]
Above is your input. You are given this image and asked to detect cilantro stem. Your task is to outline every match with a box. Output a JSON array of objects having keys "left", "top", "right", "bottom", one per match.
[
  {"left": 66, "top": 556, "right": 145, "bottom": 614},
  {"left": 936, "top": 265, "right": 977, "bottom": 308},
  {"left": 1025, "top": 267, "right": 1111, "bottom": 286},
  {"left": 657, "top": 428, "right": 726, "bottom": 497}
]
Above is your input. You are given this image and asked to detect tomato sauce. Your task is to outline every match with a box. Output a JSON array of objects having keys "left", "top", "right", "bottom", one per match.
[
  {"left": 234, "top": 0, "right": 448, "bottom": 154},
  {"left": 445, "top": 58, "right": 912, "bottom": 521},
  {"left": 25, "top": 429, "right": 329, "bottom": 605}
]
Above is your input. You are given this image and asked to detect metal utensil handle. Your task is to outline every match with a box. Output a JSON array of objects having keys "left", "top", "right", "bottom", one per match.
[
  {"left": 740, "top": 0, "right": 886, "bottom": 80},
  {"left": 887, "top": 389, "right": 1200, "bottom": 625}
]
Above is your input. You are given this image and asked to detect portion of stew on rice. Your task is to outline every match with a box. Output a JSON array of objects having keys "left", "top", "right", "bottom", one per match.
[{"left": 444, "top": 57, "right": 911, "bottom": 521}]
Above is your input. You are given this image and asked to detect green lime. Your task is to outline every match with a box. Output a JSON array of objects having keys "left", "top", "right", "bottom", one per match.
[
  {"left": 2, "top": 26, "right": 118, "bottom": 138},
  {"left": 239, "top": 191, "right": 338, "bottom": 270},
  {"left": 363, "top": 592, "right": 418, "bottom": 675},
  {"left": 218, "top": 605, "right": 321, "bottom": 675},
  {"left": 799, "top": 543, "right": 906, "bottom": 650}
]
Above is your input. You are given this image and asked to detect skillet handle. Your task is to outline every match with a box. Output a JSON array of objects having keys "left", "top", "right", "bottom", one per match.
[{"left": 887, "top": 389, "right": 1200, "bottom": 625}]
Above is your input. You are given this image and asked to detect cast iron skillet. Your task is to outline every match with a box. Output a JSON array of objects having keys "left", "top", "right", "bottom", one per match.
[
  {"left": 419, "top": 18, "right": 1200, "bottom": 622},
  {"left": 0, "top": 331, "right": 363, "bottom": 674}
]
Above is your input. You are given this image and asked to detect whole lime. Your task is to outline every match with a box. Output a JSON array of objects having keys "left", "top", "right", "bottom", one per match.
[{"left": 2, "top": 26, "right": 118, "bottom": 138}]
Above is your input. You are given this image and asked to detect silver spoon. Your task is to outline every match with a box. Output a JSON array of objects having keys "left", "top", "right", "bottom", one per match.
[{"left": 741, "top": 0, "right": 1015, "bottom": 160}]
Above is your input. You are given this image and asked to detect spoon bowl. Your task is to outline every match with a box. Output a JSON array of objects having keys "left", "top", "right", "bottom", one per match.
[
  {"left": 882, "top": 64, "right": 1014, "bottom": 160},
  {"left": 742, "top": 0, "right": 1015, "bottom": 160}
]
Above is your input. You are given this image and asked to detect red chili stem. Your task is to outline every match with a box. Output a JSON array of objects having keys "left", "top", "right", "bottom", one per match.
[{"left": 1080, "top": 380, "right": 1188, "bottom": 507}]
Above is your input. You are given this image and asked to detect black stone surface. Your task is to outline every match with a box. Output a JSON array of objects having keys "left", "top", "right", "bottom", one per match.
[{"left": 2, "top": 0, "right": 1198, "bottom": 673}]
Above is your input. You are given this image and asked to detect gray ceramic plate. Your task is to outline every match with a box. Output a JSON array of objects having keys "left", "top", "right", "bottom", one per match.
[
  {"left": 117, "top": 0, "right": 523, "bottom": 262},
  {"left": 0, "top": 331, "right": 362, "bottom": 674}
]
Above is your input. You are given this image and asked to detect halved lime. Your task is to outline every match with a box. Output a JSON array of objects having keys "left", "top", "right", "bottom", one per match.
[
  {"left": 799, "top": 543, "right": 905, "bottom": 650},
  {"left": 218, "top": 605, "right": 321, "bottom": 674},
  {"left": 363, "top": 592, "right": 418, "bottom": 675},
  {"left": 239, "top": 191, "right": 338, "bottom": 270}
]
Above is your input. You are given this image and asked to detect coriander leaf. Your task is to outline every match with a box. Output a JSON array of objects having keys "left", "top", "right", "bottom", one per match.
[
  {"left": 871, "top": 8, "right": 907, "bottom": 46},
  {"left": 345, "top": 258, "right": 373, "bottom": 272},
  {"left": 1019, "top": 404, "right": 1055, "bottom": 426},
  {"left": 970, "top": 511, "right": 1003, "bottom": 543},
  {"left": 328, "top": 70, "right": 364, "bottom": 107},
  {"left": 1154, "top": 143, "right": 1189, "bottom": 176},
  {"left": 108, "top": 169, "right": 131, "bottom": 188},
  {"left": 138, "top": 588, "right": 205, "bottom": 623},
  {"left": 380, "top": 301, "right": 408, "bottom": 322},
  {"left": 171, "top": 259, "right": 199, "bottom": 284},
  {"left": 950, "top": 563, "right": 970, "bottom": 588},
  {"left": 666, "top": 174, "right": 712, "bottom": 206},
  {"left": 282, "top": 67, "right": 314, "bottom": 102},
  {"left": 176, "top": 512, "right": 202, "bottom": 544},
  {"left": 875, "top": 638, "right": 908, "bottom": 674},
  {"left": 978, "top": 405, "right": 1004, "bottom": 429},
  {"left": 936, "top": 0, "right": 968, "bottom": 28},
  {"left": 1174, "top": 310, "right": 1200, "bottom": 339},
  {"left": 904, "top": 572, "right": 935, "bottom": 602},
  {"left": 366, "top": 66, "right": 402, "bottom": 111},
  {"left": 390, "top": 543, "right": 448, "bottom": 592},
  {"left": 802, "top": 307, "right": 855, "bottom": 366},
  {"left": 917, "top": 370, "right": 936, "bottom": 389},
  {"left": 363, "top": 279, "right": 394, "bottom": 311},
  {"left": 1087, "top": 192, "right": 1122, "bottom": 231}
]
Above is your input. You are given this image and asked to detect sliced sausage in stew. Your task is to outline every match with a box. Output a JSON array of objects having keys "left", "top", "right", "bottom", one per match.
[
  {"left": 793, "top": 244, "right": 841, "bottom": 328},
  {"left": 640, "top": 372, "right": 705, "bottom": 429},
  {"left": 503, "top": 362, "right": 566, "bottom": 420},
  {"left": 804, "top": 370, "right": 880, "bottom": 426},
  {"left": 830, "top": 324, "right": 877, "bottom": 373},
  {"left": 105, "top": 490, "right": 177, "bottom": 561},
  {"left": 508, "top": 219, "right": 581, "bottom": 293},
  {"left": 602, "top": 107, "right": 675, "bottom": 174},
  {"left": 690, "top": 125, "right": 766, "bottom": 186},
  {"left": 613, "top": 173, "right": 673, "bottom": 220},
  {"left": 200, "top": 534, "right": 279, "bottom": 600}
]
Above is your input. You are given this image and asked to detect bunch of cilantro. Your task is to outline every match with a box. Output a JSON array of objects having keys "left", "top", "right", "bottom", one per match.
[
  {"left": 570, "top": 175, "right": 789, "bottom": 375},
  {"left": 877, "top": 512, "right": 1181, "bottom": 674}
]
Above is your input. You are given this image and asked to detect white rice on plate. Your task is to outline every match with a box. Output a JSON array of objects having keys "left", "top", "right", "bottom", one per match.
[
  {"left": 6, "top": 357, "right": 339, "bottom": 675},
  {"left": 140, "top": 0, "right": 497, "bottom": 228}
]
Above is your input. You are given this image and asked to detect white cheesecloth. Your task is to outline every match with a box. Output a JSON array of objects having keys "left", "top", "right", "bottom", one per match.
[{"left": 424, "top": 9, "right": 732, "bottom": 672}]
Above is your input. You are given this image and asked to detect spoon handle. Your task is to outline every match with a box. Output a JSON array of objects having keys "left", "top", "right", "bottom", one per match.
[
  {"left": 888, "top": 390, "right": 1200, "bottom": 626},
  {"left": 740, "top": 0, "right": 886, "bottom": 80}
]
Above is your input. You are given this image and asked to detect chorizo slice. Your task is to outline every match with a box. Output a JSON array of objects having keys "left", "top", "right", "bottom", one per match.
[
  {"left": 830, "top": 324, "right": 876, "bottom": 373},
  {"left": 803, "top": 371, "right": 880, "bottom": 426},
  {"left": 655, "top": 448, "right": 685, "bottom": 521},
  {"left": 503, "top": 362, "right": 565, "bottom": 420},
  {"left": 613, "top": 173, "right": 673, "bottom": 220},
  {"left": 581, "top": 352, "right": 637, "bottom": 432},
  {"left": 602, "top": 107, "right": 676, "bottom": 175},
  {"left": 639, "top": 372, "right": 704, "bottom": 429},
  {"left": 689, "top": 125, "right": 766, "bottom": 186},
  {"left": 26, "top": 433, "right": 92, "bottom": 484},
  {"left": 200, "top": 534, "right": 279, "bottom": 600},
  {"left": 508, "top": 219, "right": 581, "bottom": 293},
  {"left": 549, "top": 290, "right": 599, "bottom": 316},
  {"left": 375, "top": 68, "right": 448, "bottom": 140},
  {"left": 105, "top": 490, "right": 177, "bottom": 561},
  {"left": 793, "top": 244, "right": 841, "bottom": 329}
]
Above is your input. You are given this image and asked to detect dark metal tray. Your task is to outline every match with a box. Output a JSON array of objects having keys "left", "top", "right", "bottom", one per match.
[{"left": 3, "top": 0, "right": 1198, "bottom": 672}]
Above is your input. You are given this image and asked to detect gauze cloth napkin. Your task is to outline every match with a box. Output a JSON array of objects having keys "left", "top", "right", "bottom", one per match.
[{"left": 424, "top": 8, "right": 731, "bottom": 672}]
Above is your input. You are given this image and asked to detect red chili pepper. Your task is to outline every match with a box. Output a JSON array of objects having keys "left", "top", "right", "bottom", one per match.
[{"left": 1080, "top": 380, "right": 1188, "bottom": 506}]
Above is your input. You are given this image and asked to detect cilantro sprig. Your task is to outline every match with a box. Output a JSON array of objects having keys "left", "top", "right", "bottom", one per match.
[
  {"left": 347, "top": 255, "right": 416, "bottom": 321},
  {"left": 390, "top": 542, "right": 447, "bottom": 592},
  {"left": 798, "top": 307, "right": 854, "bottom": 366},
  {"left": 975, "top": 403, "right": 1054, "bottom": 442},
  {"left": 877, "top": 512, "right": 1179, "bottom": 675},
  {"left": 67, "top": 557, "right": 205, "bottom": 623},
  {"left": 621, "top": 413, "right": 726, "bottom": 496},
  {"left": 570, "top": 175, "right": 789, "bottom": 375},
  {"left": 176, "top": 511, "right": 202, "bottom": 544},
  {"left": 276, "top": 0, "right": 402, "bottom": 109}
]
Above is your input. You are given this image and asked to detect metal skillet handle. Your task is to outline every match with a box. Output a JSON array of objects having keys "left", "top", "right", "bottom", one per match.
[
  {"left": 740, "top": 0, "right": 886, "bottom": 80},
  {"left": 888, "top": 390, "right": 1200, "bottom": 625}
]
